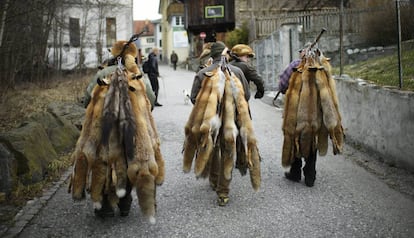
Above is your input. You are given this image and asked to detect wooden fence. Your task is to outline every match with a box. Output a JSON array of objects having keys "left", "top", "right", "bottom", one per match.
[{"left": 252, "top": 7, "right": 385, "bottom": 40}]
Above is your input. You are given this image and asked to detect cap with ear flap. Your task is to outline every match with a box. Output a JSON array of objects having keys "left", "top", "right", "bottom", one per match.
[
  {"left": 210, "top": 41, "right": 226, "bottom": 58},
  {"left": 231, "top": 44, "right": 255, "bottom": 57}
]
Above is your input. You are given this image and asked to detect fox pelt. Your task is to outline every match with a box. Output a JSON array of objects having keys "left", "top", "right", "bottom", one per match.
[
  {"left": 111, "top": 40, "right": 142, "bottom": 78},
  {"left": 281, "top": 48, "right": 344, "bottom": 167},
  {"left": 69, "top": 52, "right": 164, "bottom": 224},
  {"left": 182, "top": 62, "right": 261, "bottom": 191}
]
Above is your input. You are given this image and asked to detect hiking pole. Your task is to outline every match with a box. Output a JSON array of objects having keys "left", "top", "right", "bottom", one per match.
[{"left": 272, "top": 91, "right": 282, "bottom": 107}]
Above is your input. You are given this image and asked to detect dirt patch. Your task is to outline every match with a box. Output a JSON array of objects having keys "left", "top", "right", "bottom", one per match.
[{"left": 0, "top": 72, "right": 91, "bottom": 132}]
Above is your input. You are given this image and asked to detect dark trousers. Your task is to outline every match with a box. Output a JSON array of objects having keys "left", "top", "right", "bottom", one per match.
[
  {"left": 209, "top": 144, "right": 232, "bottom": 197},
  {"left": 173, "top": 62, "right": 177, "bottom": 70},
  {"left": 149, "top": 75, "right": 160, "bottom": 102}
]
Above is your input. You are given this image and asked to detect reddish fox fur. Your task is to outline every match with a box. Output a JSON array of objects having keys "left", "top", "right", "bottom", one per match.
[
  {"left": 69, "top": 60, "right": 164, "bottom": 223},
  {"left": 182, "top": 64, "right": 261, "bottom": 192},
  {"left": 281, "top": 49, "right": 344, "bottom": 170}
]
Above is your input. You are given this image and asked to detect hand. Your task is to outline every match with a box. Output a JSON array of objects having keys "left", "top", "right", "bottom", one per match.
[{"left": 254, "top": 91, "right": 264, "bottom": 99}]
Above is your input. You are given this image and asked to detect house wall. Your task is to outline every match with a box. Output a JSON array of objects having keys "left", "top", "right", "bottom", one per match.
[{"left": 47, "top": 0, "right": 134, "bottom": 70}]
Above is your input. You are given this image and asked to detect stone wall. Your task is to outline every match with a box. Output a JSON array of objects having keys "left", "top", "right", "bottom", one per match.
[
  {"left": 335, "top": 76, "right": 414, "bottom": 172},
  {"left": 0, "top": 102, "right": 85, "bottom": 197}
]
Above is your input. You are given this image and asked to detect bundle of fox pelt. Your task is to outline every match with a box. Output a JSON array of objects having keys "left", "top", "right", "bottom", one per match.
[
  {"left": 182, "top": 65, "right": 261, "bottom": 191},
  {"left": 69, "top": 62, "right": 164, "bottom": 224},
  {"left": 281, "top": 49, "right": 344, "bottom": 168}
]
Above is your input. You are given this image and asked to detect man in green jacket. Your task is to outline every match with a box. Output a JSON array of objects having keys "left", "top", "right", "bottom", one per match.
[{"left": 229, "top": 44, "right": 265, "bottom": 99}]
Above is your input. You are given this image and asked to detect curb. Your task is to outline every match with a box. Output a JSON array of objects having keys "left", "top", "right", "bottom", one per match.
[{"left": 2, "top": 169, "right": 72, "bottom": 238}]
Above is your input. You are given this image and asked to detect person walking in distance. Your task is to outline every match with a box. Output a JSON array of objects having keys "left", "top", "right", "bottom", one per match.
[
  {"left": 229, "top": 44, "right": 265, "bottom": 99},
  {"left": 148, "top": 48, "right": 162, "bottom": 107},
  {"left": 170, "top": 50, "right": 178, "bottom": 70}
]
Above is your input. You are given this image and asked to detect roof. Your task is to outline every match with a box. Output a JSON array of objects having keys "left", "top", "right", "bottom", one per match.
[{"left": 133, "top": 20, "right": 155, "bottom": 36}]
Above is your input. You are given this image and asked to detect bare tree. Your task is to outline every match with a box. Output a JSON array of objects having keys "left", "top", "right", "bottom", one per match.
[{"left": 0, "top": 0, "right": 57, "bottom": 96}]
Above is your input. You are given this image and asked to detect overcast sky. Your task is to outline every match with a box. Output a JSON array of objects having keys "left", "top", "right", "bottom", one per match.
[{"left": 133, "top": 0, "right": 162, "bottom": 20}]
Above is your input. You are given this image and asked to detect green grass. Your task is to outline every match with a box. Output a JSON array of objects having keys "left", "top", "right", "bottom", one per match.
[{"left": 332, "top": 48, "right": 414, "bottom": 91}]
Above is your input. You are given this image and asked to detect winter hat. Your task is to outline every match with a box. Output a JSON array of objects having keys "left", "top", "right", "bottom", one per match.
[
  {"left": 231, "top": 44, "right": 255, "bottom": 57},
  {"left": 210, "top": 41, "right": 226, "bottom": 58}
]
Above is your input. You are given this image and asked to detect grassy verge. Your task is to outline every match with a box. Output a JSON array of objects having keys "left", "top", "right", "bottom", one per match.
[{"left": 332, "top": 47, "right": 414, "bottom": 91}]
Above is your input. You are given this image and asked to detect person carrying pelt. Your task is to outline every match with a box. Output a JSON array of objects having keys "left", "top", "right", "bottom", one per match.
[
  {"left": 229, "top": 44, "right": 265, "bottom": 99},
  {"left": 189, "top": 41, "right": 251, "bottom": 206}
]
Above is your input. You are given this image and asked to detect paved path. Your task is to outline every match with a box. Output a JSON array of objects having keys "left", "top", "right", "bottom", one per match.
[{"left": 4, "top": 64, "right": 414, "bottom": 238}]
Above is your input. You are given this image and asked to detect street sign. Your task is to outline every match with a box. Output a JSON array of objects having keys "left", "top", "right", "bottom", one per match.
[{"left": 200, "top": 32, "right": 206, "bottom": 39}]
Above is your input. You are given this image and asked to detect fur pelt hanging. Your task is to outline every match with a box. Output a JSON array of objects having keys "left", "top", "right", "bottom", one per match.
[
  {"left": 281, "top": 48, "right": 344, "bottom": 167},
  {"left": 69, "top": 61, "right": 164, "bottom": 224},
  {"left": 182, "top": 57, "right": 261, "bottom": 191}
]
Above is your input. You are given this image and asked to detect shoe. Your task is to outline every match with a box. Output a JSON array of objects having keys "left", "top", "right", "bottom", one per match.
[
  {"left": 217, "top": 195, "right": 229, "bottom": 206},
  {"left": 284, "top": 172, "right": 301, "bottom": 182},
  {"left": 154, "top": 102, "right": 163, "bottom": 107},
  {"left": 304, "top": 169, "right": 316, "bottom": 187},
  {"left": 118, "top": 193, "right": 132, "bottom": 217},
  {"left": 304, "top": 176, "right": 315, "bottom": 187},
  {"left": 94, "top": 207, "right": 115, "bottom": 218},
  {"left": 284, "top": 158, "right": 302, "bottom": 182}
]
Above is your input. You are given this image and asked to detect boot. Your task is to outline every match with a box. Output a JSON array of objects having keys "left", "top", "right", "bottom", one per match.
[
  {"left": 154, "top": 94, "right": 162, "bottom": 107},
  {"left": 118, "top": 181, "right": 133, "bottom": 216},
  {"left": 94, "top": 195, "right": 114, "bottom": 218},
  {"left": 284, "top": 157, "right": 302, "bottom": 182},
  {"left": 303, "top": 150, "right": 317, "bottom": 187},
  {"left": 217, "top": 194, "right": 229, "bottom": 206}
]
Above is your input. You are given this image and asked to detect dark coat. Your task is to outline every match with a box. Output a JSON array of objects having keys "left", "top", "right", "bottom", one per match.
[
  {"left": 170, "top": 53, "right": 178, "bottom": 63},
  {"left": 230, "top": 59, "right": 265, "bottom": 98},
  {"left": 148, "top": 52, "right": 159, "bottom": 78}
]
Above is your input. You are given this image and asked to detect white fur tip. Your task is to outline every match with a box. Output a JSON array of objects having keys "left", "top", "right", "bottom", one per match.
[
  {"left": 116, "top": 188, "right": 126, "bottom": 198},
  {"left": 93, "top": 202, "right": 102, "bottom": 210},
  {"left": 149, "top": 216, "right": 156, "bottom": 224}
]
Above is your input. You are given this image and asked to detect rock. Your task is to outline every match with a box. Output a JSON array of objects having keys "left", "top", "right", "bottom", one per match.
[
  {"left": 27, "top": 110, "right": 79, "bottom": 155},
  {"left": 47, "top": 102, "right": 85, "bottom": 130},
  {"left": 0, "top": 102, "right": 83, "bottom": 196},
  {"left": 0, "top": 143, "right": 15, "bottom": 195},
  {"left": 0, "top": 121, "right": 58, "bottom": 185}
]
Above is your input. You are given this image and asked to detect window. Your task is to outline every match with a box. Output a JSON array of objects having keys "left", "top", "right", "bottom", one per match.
[
  {"left": 69, "top": 18, "right": 80, "bottom": 47},
  {"left": 173, "top": 16, "right": 185, "bottom": 26},
  {"left": 106, "top": 18, "right": 116, "bottom": 47},
  {"left": 205, "top": 6, "right": 224, "bottom": 18},
  {"left": 146, "top": 38, "right": 155, "bottom": 43}
]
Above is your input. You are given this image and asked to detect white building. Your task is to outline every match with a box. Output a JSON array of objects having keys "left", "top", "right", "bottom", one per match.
[
  {"left": 159, "top": 0, "right": 190, "bottom": 67},
  {"left": 47, "top": 0, "right": 134, "bottom": 70}
]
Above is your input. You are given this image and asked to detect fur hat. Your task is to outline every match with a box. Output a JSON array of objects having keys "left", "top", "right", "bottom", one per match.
[
  {"left": 231, "top": 44, "right": 255, "bottom": 57},
  {"left": 210, "top": 41, "right": 226, "bottom": 58}
]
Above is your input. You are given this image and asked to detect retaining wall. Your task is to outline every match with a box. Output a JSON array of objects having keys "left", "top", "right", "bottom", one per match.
[{"left": 335, "top": 77, "right": 414, "bottom": 172}]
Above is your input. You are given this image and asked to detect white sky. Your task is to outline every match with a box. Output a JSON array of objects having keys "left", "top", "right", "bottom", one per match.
[{"left": 133, "top": 0, "right": 162, "bottom": 20}]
